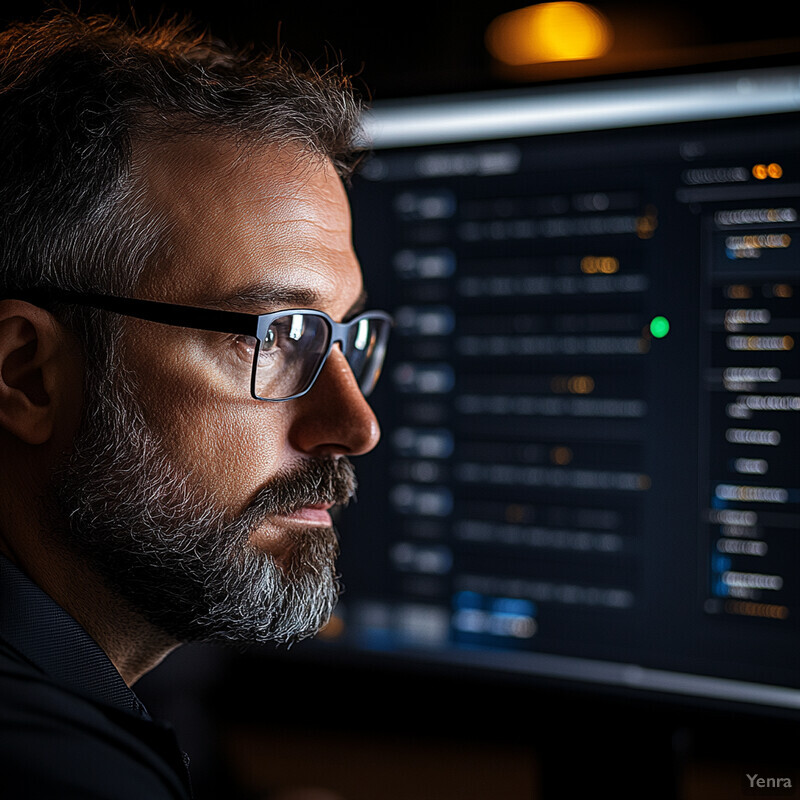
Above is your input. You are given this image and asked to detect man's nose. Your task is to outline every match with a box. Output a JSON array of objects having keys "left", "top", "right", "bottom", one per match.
[{"left": 288, "top": 346, "right": 381, "bottom": 458}]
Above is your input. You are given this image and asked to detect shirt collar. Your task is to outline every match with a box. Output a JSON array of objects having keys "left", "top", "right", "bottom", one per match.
[{"left": 0, "top": 554, "right": 150, "bottom": 719}]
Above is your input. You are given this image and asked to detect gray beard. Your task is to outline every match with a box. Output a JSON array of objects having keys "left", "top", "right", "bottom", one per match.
[{"left": 45, "top": 363, "right": 355, "bottom": 646}]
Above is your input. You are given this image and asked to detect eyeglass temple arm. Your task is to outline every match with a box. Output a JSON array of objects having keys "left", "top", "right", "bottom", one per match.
[{"left": 9, "top": 288, "right": 261, "bottom": 337}]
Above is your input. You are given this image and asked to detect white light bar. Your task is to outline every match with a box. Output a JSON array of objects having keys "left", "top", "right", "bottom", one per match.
[{"left": 359, "top": 67, "right": 800, "bottom": 149}]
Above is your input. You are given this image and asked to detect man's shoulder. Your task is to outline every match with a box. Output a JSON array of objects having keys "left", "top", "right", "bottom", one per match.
[{"left": 0, "top": 640, "right": 191, "bottom": 800}]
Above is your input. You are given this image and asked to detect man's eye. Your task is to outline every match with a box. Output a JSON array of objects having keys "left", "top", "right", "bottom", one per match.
[
  {"left": 262, "top": 317, "right": 303, "bottom": 352},
  {"left": 231, "top": 335, "right": 259, "bottom": 362},
  {"left": 262, "top": 326, "right": 279, "bottom": 351},
  {"left": 229, "top": 318, "right": 302, "bottom": 368}
]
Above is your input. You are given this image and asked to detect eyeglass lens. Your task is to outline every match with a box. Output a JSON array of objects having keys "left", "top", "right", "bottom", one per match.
[
  {"left": 344, "top": 316, "right": 390, "bottom": 395},
  {"left": 253, "top": 313, "right": 389, "bottom": 400}
]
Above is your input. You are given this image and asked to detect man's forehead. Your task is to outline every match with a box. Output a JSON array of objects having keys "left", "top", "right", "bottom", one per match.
[
  {"left": 132, "top": 134, "right": 364, "bottom": 315},
  {"left": 135, "top": 135, "right": 345, "bottom": 220}
]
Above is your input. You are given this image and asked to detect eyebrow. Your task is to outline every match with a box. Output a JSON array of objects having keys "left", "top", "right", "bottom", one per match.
[{"left": 214, "top": 282, "right": 369, "bottom": 319}]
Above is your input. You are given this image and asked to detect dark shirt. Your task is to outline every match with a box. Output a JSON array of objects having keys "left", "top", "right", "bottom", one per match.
[{"left": 0, "top": 555, "right": 193, "bottom": 799}]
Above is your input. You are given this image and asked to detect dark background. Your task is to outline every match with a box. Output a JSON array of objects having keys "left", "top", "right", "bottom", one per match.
[
  {"left": 4, "top": 3, "right": 798, "bottom": 798},
  {"left": 3, "top": 1, "right": 800, "bottom": 100}
]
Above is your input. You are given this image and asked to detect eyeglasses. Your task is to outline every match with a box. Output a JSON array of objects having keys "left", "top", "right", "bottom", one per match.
[{"left": 12, "top": 288, "right": 392, "bottom": 401}]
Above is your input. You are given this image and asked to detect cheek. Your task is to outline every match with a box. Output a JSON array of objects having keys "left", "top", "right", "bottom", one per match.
[
  {"left": 124, "top": 327, "right": 293, "bottom": 508},
  {"left": 176, "top": 400, "right": 288, "bottom": 508}
]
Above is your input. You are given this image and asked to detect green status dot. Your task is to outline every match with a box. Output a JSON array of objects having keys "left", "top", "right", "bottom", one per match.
[{"left": 650, "top": 316, "right": 670, "bottom": 338}]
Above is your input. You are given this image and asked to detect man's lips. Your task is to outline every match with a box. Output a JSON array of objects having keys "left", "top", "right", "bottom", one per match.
[{"left": 275, "top": 503, "right": 335, "bottom": 526}]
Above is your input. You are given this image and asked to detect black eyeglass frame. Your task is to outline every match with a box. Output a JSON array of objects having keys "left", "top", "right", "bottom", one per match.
[{"left": 10, "top": 288, "right": 392, "bottom": 402}]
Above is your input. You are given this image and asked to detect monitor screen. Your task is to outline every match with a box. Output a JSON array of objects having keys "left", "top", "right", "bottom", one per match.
[{"left": 291, "top": 66, "right": 800, "bottom": 715}]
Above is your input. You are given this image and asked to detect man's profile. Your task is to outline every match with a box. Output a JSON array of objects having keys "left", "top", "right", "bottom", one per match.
[{"left": 0, "top": 11, "right": 387, "bottom": 798}]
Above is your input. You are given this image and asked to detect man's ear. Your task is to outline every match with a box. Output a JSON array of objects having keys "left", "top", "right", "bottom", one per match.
[{"left": 0, "top": 300, "right": 77, "bottom": 445}]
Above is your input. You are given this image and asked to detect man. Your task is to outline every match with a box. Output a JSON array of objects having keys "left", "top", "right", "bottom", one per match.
[{"left": 0, "top": 11, "right": 389, "bottom": 799}]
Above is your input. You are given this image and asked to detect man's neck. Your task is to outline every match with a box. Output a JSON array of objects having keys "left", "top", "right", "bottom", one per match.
[{"left": 0, "top": 524, "right": 178, "bottom": 686}]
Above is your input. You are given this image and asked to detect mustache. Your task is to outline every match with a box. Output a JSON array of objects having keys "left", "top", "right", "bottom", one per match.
[{"left": 237, "top": 456, "right": 357, "bottom": 526}]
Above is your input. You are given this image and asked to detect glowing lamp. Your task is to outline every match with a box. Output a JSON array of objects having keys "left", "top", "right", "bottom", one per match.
[{"left": 486, "top": 2, "right": 613, "bottom": 66}]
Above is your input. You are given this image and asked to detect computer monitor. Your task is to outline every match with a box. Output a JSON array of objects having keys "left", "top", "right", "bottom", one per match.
[{"left": 292, "top": 66, "right": 800, "bottom": 717}]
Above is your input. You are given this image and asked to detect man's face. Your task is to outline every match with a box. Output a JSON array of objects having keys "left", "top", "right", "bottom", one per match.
[{"left": 48, "top": 138, "right": 381, "bottom": 644}]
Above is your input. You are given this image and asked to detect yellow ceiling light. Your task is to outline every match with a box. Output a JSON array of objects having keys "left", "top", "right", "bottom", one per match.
[{"left": 486, "top": 2, "right": 613, "bottom": 66}]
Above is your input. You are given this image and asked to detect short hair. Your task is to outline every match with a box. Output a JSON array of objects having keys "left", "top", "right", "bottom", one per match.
[{"left": 0, "top": 10, "right": 364, "bottom": 301}]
